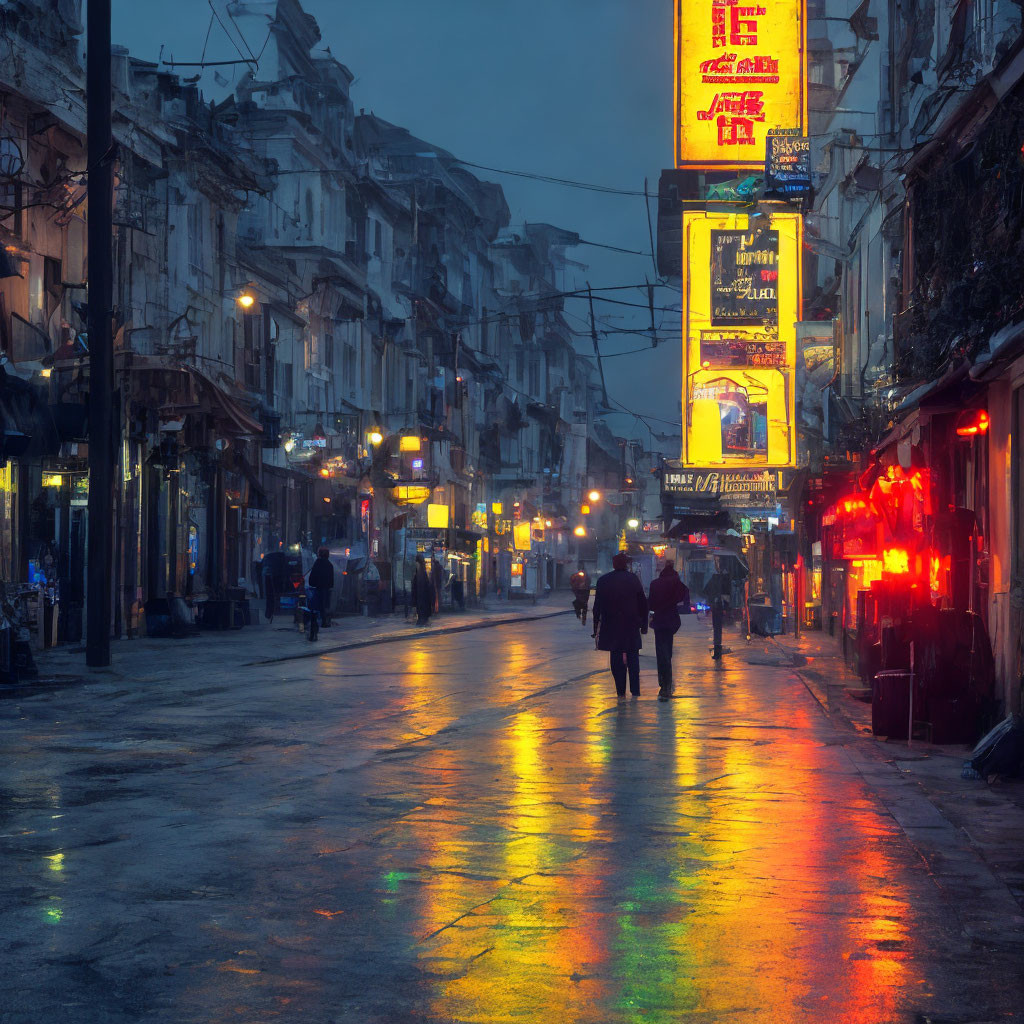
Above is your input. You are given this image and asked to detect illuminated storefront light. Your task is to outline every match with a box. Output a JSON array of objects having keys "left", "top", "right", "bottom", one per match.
[
  {"left": 513, "top": 522, "right": 532, "bottom": 551},
  {"left": 882, "top": 547, "right": 910, "bottom": 576},
  {"left": 426, "top": 503, "right": 449, "bottom": 528},
  {"left": 955, "top": 408, "right": 990, "bottom": 437}
]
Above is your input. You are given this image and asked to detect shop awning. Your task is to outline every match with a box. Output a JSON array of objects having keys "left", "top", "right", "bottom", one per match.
[
  {"left": 665, "top": 510, "right": 731, "bottom": 536},
  {"left": 0, "top": 370, "right": 59, "bottom": 457}
]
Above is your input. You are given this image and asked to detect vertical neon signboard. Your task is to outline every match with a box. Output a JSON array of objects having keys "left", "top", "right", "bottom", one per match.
[
  {"left": 675, "top": 0, "right": 806, "bottom": 169},
  {"left": 682, "top": 209, "right": 801, "bottom": 467}
]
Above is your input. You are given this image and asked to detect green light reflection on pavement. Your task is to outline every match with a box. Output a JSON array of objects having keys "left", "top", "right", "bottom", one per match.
[{"left": 383, "top": 870, "right": 415, "bottom": 893}]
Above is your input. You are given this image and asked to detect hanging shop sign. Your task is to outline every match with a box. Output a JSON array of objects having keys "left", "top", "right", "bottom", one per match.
[
  {"left": 682, "top": 210, "right": 801, "bottom": 468},
  {"left": 675, "top": 0, "right": 807, "bottom": 169},
  {"left": 764, "top": 129, "right": 811, "bottom": 198}
]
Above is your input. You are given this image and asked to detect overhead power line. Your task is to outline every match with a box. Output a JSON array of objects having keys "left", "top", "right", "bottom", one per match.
[
  {"left": 453, "top": 160, "right": 648, "bottom": 197},
  {"left": 208, "top": 0, "right": 257, "bottom": 68},
  {"left": 578, "top": 238, "right": 652, "bottom": 256}
]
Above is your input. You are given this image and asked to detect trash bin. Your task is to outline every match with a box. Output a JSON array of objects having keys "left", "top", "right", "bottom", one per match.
[
  {"left": 748, "top": 597, "right": 782, "bottom": 636},
  {"left": 872, "top": 669, "right": 912, "bottom": 739}
]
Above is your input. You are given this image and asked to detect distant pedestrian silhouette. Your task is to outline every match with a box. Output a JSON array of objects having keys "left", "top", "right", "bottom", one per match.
[{"left": 570, "top": 564, "right": 592, "bottom": 625}]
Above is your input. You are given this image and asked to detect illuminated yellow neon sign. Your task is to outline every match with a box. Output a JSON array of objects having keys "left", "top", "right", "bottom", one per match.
[
  {"left": 675, "top": 0, "right": 806, "bottom": 169},
  {"left": 681, "top": 208, "right": 801, "bottom": 468}
]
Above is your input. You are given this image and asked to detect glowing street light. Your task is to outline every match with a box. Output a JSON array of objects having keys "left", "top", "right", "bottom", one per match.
[
  {"left": 368, "top": 430, "right": 384, "bottom": 446},
  {"left": 237, "top": 292, "right": 256, "bottom": 309},
  {"left": 573, "top": 525, "right": 587, "bottom": 538},
  {"left": 627, "top": 518, "right": 640, "bottom": 530},
  {"left": 581, "top": 504, "right": 591, "bottom": 515},
  {"left": 588, "top": 490, "right": 601, "bottom": 502}
]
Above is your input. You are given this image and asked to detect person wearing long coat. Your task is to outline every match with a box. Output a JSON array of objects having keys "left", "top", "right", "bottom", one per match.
[
  {"left": 306, "top": 547, "right": 334, "bottom": 642},
  {"left": 412, "top": 554, "right": 433, "bottom": 626},
  {"left": 570, "top": 565, "right": 592, "bottom": 625},
  {"left": 592, "top": 552, "right": 649, "bottom": 697},
  {"left": 705, "top": 559, "right": 730, "bottom": 659},
  {"left": 648, "top": 562, "right": 689, "bottom": 699}
]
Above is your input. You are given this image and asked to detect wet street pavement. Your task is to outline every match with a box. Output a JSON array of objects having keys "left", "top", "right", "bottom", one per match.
[{"left": 3, "top": 614, "right": 1024, "bottom": 1023}]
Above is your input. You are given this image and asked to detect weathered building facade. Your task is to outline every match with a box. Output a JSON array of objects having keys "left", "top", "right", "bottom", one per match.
[{"left": 0, "top": 0, "right": 633, "bottom": 651}]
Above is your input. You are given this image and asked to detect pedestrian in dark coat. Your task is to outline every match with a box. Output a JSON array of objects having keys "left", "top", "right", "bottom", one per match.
[
  {"left": 705, "top": 558, "right": 730, "bottom": 660},
  {"left": 592, "top": 552, "right": 649, "bottom": 697},
  {"left": 570, "top": 564, "right": 592, "bottom": 625},
  {"left": 432, "top": 557, "right": 445, "bottom": 613},
  {"left": 648, "top": 562, "right": 689, "bottom": 700},
  {"left": 412, "top": 554, "right": 432, "bottom": 626},
  {"left": 306, "top": 547, "right": 334, "bottom": 642}
]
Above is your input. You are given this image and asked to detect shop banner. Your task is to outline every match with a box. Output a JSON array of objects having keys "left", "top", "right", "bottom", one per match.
[{"left": 663, "top": 468, "right": 788, "bottom": 494}]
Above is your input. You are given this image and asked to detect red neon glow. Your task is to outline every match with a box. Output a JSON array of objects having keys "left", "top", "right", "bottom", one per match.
[
  {"left": 882, "top": 547, "right": 910, "bottom": 575},
  {"left": 956, "top": 408, "right": 990, "bottom": 436}
]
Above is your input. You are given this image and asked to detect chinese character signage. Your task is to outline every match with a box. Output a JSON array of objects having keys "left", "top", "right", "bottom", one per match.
[
  {"left": 675, "top": 0, "right": 806, "bottom": 169},
  {"left": 681, "top": 210, "right": 801, "bottom": 468},
  {"left": 710, "top": 229, "right": 779, "bottom": 325}
]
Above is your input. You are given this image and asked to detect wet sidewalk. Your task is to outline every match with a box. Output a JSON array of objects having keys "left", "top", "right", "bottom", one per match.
[
  {"left": 29, "top": 595, "right": 571, "bottom": 686},
  {"left": 760, "top": 621, "right": 1024, "bottom": 926}
]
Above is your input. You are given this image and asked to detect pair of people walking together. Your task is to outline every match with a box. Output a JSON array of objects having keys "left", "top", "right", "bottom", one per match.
[{"left": 591, "top": 554, "right": 689, "bottom": 701}]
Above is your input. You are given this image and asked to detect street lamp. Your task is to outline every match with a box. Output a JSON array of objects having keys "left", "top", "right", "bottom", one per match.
[
  {"left": 574, "top": 525, "right": 587, "bottom": 537},
  {"left": 588, "top": 490, "right": 601, "bottom": 502},
  {"left": 237, "top": 291, "right": 256, "bottom": 309},
  {"left": 368, "top": 429, "right": 384, "bottom": 446},
  {"left": 627, "top": 518, "right": 640, "bottom": 530}
]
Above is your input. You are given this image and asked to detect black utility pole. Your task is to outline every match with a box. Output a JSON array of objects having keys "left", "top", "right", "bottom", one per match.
[
  {"left": 86, "top": 0, "right": 114, "bottom": 667},
  {"left": 586, "top": 283, "right": 608, "bottom": 408}
]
